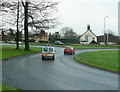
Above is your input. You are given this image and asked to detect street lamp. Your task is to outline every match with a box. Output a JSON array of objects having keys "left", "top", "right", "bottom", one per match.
[{"left": 104, "top": 16, "right": 108, "bottom": 45}]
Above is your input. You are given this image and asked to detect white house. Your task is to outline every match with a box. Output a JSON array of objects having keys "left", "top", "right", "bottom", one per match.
[{"left": 80, "top": 25, "right": 97, "bottom": 45}]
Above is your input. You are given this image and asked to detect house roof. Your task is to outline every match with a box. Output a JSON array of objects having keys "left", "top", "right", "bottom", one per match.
[{"left": 80, "top": 30, "right": 97, "bottom": 38}]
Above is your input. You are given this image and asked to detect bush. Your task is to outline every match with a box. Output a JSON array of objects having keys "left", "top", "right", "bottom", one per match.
[
  {"left": 29, "top": 39, "right": 35, "bottom": 42},
  {"left": 39, "top": 41, "right": 48, "bottom": 43}
]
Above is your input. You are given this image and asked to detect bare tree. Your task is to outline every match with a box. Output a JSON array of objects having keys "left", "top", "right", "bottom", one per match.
[
  {"left": 16, "top": 0, "right": 20, "bottom": 49},
  {"left": 1, "top": 0, "right": 59, "bottom": 50},
  {"left": 0, "top": 0, "right": 21, "bottom": 49},
  {"left": 106, "top": 29, "right": 116, "bottom": 36},
  {"left": 21, "top": 1, "right": 30, "bottom": 50},
  {"left": 60, "top": 27, "right": 79, "bottom": 39},
  {"left": 21, "top": 0, "right": 59, "bottom": 50}
]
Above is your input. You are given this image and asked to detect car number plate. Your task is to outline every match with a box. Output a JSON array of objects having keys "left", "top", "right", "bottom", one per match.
[
  {"left": 47, "top": 54, "right": 53, "bottom": 56},
  {"left": 66, "top": 50, "right": 70, "bottom": 51},
  {"left": 44, "top": 54, "right": 48, "bottom": 56}
]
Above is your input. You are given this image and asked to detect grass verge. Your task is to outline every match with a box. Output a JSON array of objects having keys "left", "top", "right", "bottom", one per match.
[
  {"left": 0, "top": 45, "right": 42, "bottom": 60},
  {"left": 53, "top": 44, "right": 118, "bottom": 49},
  {"left": 30, "top": 43, "right": 118, "bottom": 49},
  {"left": 74, "top": 50, "right": 119, "bottom": 73},
  {"left": 0, "top": 84, "right": 22, "bottom": 92}
]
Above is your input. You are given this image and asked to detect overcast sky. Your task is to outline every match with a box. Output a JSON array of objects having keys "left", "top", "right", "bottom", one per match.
[
  {"left": 51, "top": 0, "right": 119, "bottom": 36},
  {"left": 1, "top": 0, "right": 119, "bottom": 36}
]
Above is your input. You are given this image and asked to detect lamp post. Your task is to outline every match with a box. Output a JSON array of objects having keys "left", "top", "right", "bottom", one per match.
[
  {"left": 104, "top": 16, "right": 108, "bottom": 45},
  {"left": 47, "top": 29, "right": 50, "bottom": 45}
]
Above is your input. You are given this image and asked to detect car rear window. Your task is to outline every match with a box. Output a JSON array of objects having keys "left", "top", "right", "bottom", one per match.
[
  {"left": 43, "top": 47, "right": 53, "bottom": 52},
  {"left": 49, "top": 48, "right": 53, "bottom": 51},
  {"left": 43, "top": 48, "right": 48, "bottom": 51},
  {"left": 65, "top": 47, "right": 72, "bottom": 50}
]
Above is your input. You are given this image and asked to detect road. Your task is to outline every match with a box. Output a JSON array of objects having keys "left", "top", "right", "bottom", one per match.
[{"left": 2, "top": 47, "right": 118, "bottom": 90}]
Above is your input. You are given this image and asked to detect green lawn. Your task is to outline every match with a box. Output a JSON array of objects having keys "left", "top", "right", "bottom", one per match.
[
  {"left": 0, "top": 84, "right": 22, "bottom": 92},
  {"left": 0, "top": 45, "right": 42, "bottom": 60},
  {"left": 0, "top": 84, "right": 1, "bottom": 92},
  {"left": 74, "top": 50, "right": 119, "bottom": 73}
]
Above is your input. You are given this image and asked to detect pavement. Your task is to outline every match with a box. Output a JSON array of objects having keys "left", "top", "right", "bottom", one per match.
[{"left": 1, "top": 44, "right": 119, "bottom": 90}]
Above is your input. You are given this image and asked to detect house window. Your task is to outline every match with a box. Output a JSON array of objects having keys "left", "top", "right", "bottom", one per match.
[
  {"left": 42, "top": 36, "right": 45, "bottom": 39},
  {"left": 92, "top": 37, "right": 95, "bottom": 40},
  {"left": 85, "top": 35, "right": 88, "bottom": 41}
]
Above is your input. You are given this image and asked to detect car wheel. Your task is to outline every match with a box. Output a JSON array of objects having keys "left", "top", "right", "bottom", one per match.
[{"left": 52, "top": 56, "right": 54, "bottom": 60}]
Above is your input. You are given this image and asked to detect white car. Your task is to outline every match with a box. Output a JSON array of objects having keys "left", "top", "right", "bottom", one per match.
[
  {"left": 19, "top": 41, "right": 22, "bottom": 43},
  {"left": 41, "top": 47, "right": 55, "bottom": 60},
  {"left": 8, "top": 41, "right": 15, "bottom": 44}
]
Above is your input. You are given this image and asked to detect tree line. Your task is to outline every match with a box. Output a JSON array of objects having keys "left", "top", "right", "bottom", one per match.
[
  {"left": 49, "top": 27, "right": 80, "bottom": 44},
  {"left": 0, "top": 0, "right": 59, "bottom": 50}
]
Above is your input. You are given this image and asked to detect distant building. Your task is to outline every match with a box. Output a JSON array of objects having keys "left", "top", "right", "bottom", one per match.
[
  {"left": 80, "top": 25, "right": 97, "bottom": 45},
  {"left": 0, "top": 30, "right": 13, "bottom": 41},
  {"left": 97, "top": 34, "right": 119, "bottom": 45},
  {"left": 34, "top": 30, "right": 48, "bottom": 43}
]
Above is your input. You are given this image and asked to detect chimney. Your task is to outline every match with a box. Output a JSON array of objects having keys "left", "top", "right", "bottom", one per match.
[{"left": 87, "top": 24, "right": 90, "bottom": 30}]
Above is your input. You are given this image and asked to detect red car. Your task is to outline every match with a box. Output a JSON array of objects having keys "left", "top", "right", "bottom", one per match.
[{"left": 64, "top": 46, "right": 75, "bottom": 55}]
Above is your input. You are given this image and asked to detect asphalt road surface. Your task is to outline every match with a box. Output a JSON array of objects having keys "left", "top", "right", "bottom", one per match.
[{"left": 2, "top": 47, "right": 119, "bottom": 90}]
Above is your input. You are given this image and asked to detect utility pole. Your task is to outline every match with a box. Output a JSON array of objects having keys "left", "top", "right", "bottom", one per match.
[
  {"left": 48, "top": 29, "right": 50, "bottom": 45},
  {"left": 107, "top": 33, "right": 109, "bottom": 45}
]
